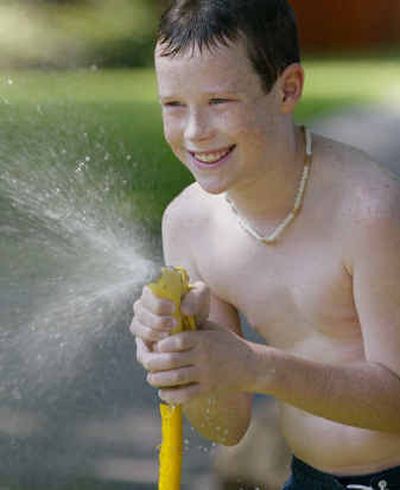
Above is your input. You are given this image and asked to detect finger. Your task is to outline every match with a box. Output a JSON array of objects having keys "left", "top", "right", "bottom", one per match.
[
  {"left": 136, "top": 338, "right": 164, "bottom": 371},
  {"left": 144, "top": 350, "right": 193, "bottom": 372},
  {"left": 135, "top": 337, "right": 149, "bottom": 366},
  {"left": 158, "top": 383, "right": 203, "bottom": 405},
  {"left": 134, "top": 304, "right": 177, "bottom": 333},
  {"left": 157, "top": 331, "right": 196, "bottom": 353},
  {"left": 181, "top": 281, "right": 210, "bottom": 326},
  {"left": 142, "top": 286, "right": 176, "bottom": 315},
  {"left": 147, "top": 366, "right": 198, "bottom": 388},
  {"left": 130, "top": 317, "right": 171, "bottom": 343}
]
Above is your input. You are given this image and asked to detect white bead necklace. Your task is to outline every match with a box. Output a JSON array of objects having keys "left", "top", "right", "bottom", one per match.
[{"left": 225, "top": 126, "right": 312, "bottom": 245}]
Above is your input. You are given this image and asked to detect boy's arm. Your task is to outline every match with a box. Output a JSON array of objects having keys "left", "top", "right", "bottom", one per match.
[
  {"left": 182, "top": 293, "right": 252, "bottom": 445},
  {"left": 162, "top": 191, "right": 252, "bottom": 445}
]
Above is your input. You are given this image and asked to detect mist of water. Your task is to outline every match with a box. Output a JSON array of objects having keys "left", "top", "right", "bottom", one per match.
[{"left": 0, "top": 129, "right": 159, "bottom": 403}]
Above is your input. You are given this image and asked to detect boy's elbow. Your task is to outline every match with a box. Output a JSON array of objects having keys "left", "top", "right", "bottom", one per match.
[{"left": 210, "top": 419, "right": 251, "bottom": 447}]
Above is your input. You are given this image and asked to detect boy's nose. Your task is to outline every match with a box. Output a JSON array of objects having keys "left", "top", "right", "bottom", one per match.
[{"left": 184, "top": 109, "right": 214, "bottom": 143}]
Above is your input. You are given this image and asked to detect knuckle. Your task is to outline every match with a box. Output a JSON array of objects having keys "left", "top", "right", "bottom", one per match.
[
  {"left": 165, "top": 353, "right": 176, "bottom": 366},
  {"left": 158, "top": 390, "right": 168, "bottom": 403},
  {"left": 175, "top": 335, "right": 186, "bottom": 351},
  {"left": 130, "top": 319, "right": 143, "bottom": 338},
  {"left": 132, "top": 299, "right": 140, "bottom": 313},
  {"left": 136, "top": 347, "right": 144, "bottom": 365},
  {"left": 153, "top": 302, "right": 163, "bottom": 315},
  {"left": 154, "top": 316, "right": 169, "bottom": 330},
  {"left": 154, "top": 301, "right": 170, "bottom": 316},
  {"left": 141, "top": 356, "right": 151, "bottom": 371},
  {"left": 193, "top": 281, "right": 209, "bottom": 298},
  {"left": 142, "top": 285, "right": 152, "bottom": 300},
  {"left": 173, "top": 370, "right": 186, "bottom": 385},
  {"left": 148, "top": 328, "right": 163, "bottom": 342}
]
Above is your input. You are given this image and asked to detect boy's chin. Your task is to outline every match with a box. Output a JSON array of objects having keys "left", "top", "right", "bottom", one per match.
[{"left": 195, "top": 178, "right": 229, "bottom": 195}]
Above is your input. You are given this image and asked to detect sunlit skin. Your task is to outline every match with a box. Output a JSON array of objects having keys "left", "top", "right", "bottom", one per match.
[{"left": 131, "top": 38, "right": 400, "bottom": 475}]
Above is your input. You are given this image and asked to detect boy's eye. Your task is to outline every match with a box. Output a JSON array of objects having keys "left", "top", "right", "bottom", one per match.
[
  {"left": 209, "top": 98, "right": 229, "bottom": 105},
  {"left": 163, "top": 101, "right": 184, "bottom": 108}
]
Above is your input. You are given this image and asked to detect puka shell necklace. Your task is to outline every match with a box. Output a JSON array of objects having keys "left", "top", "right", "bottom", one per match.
[{"left": 225, "top": 126, "right": 312, "bottom": 245}]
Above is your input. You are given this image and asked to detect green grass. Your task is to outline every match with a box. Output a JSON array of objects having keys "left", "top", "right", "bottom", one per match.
[{"left": 1, "top": 59, "right": 399, "bottom": 235}]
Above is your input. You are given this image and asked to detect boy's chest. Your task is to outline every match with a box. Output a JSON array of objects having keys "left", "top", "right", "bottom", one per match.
[{"left": 194, "top": 225, "right": 360, "bottom": 347}]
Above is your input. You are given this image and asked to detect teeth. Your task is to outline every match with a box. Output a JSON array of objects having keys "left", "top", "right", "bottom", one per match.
[{"left": 193, "top": 147, "right": 232, "bottom": 163}]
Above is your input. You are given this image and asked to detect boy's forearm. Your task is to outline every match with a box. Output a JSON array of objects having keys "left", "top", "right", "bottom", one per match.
[
  {"left": 183, "top": 389, "right": 252, "bottom": 446},
  {"left": 248, "top": 343, "right": 400, "bottom": 433}
]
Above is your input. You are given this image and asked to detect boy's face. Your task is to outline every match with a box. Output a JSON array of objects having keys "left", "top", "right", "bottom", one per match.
[{"left": 155, "top": 38, "right": 284, "bottom": 195}]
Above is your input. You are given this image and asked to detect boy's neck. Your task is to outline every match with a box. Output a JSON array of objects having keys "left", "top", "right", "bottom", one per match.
[{"left": 225, "top": 124, "right": 308, "bottom": 230}]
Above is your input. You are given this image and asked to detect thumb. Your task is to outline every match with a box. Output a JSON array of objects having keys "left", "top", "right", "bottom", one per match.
[{"left": 180, "top": 281, "right": 210, "bottom": 327}]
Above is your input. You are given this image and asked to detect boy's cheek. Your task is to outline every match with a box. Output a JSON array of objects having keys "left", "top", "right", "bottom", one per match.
[{"left": 163, "top": 128, "right": 181, "bottom": 156}]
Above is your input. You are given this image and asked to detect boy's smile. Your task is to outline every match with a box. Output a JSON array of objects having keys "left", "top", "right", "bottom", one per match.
[{"left": 189, "top": 144, "right": 236, "bottom": 166}]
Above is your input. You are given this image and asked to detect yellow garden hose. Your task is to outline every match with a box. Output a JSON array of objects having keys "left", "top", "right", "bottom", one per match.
[{"left": 148, "top": 267, "right": 196, "bottom": 490}]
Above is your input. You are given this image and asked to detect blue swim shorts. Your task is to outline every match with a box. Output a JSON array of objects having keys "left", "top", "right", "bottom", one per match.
[{"left": 282, "top": 456, "right": 400, "bottom": 490}]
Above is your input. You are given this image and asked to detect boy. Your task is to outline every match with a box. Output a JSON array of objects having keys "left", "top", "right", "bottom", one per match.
[{"left": 130, "top": 1, "right": 400, "bottom": 488}]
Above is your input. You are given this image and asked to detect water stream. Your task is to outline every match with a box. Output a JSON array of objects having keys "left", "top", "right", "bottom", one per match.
[{"left": 0, "top": 92, "right": 216, "bottom": 488}]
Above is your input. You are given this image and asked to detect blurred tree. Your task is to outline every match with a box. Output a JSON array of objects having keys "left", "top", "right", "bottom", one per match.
[{"left": 0, "top": 0, "right": 164, "bottom": 68}]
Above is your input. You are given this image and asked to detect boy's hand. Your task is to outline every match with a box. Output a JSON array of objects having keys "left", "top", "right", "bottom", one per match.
[
  {"left": 130, "top": 285, "right": 177, "bottom": 346},
  {"left": 131, "top": 281, "right": 252, "bottom": 403},
  {"left": 130, "top": 280, "right": 210, "bottom": 346},
  {"left": 135, "top": 322, "right": 253, "bottom": 405}
]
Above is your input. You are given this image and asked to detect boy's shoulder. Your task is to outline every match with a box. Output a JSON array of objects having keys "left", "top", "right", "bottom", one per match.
[
  {"left": 317, "top": 133, "right": 400, "bottom": 218},
  {"left": 162, "top": 182, "right": 215, "bottom": 229},
  {"left": 161, "top": 182, "right": 218, "bottom": 249},
  {"left": 161, "top": 182, "right": 217, "bottom": 270},
  {"left": 319, "top": 135, "right": 400, "bottom": 268}
]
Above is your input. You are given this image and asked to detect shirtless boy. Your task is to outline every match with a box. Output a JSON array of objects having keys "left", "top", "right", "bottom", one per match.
[{"left": 130, "top": 1, "right": 400, "bottom": 488}]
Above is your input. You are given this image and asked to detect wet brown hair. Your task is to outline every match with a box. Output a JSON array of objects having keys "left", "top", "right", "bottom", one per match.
[{"left": 157, "top": 0, "right": 300, "bottom": 93}]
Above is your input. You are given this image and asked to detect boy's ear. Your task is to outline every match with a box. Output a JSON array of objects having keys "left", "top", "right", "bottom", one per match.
[{"left": 278, "top": 63, "right": 304, "bottom": 114}]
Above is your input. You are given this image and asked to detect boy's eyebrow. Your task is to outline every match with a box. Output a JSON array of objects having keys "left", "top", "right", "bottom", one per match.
[{"left": 158, "top": 90, "right": 242, "bottom": 101}]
